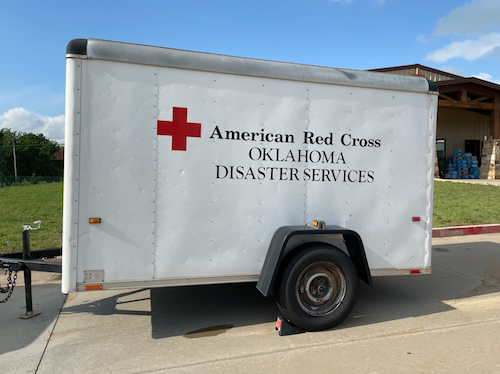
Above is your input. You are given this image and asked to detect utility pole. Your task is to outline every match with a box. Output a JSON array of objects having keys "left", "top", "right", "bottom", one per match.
[
  {"left": 12, "top": 139, "right": 18, "bottom": 186},
  {"left": 0, "top": 146, "right": 3, "bottom": 188}
]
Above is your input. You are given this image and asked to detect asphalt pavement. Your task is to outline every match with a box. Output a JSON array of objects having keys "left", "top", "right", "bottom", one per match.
[{"left": 2, "top": 233, "right": 500, "bottom": 373}]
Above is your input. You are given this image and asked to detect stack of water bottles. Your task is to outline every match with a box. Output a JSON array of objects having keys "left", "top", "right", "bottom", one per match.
[{"left": 445, "top": 149, "right": 480, "bottom": 179}]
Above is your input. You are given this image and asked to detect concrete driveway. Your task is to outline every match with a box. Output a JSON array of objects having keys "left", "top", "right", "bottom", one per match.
[{"left": 2, "top": 233, "right": 500, "bottom": 373}]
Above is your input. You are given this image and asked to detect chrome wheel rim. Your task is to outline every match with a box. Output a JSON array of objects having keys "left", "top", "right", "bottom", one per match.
[{"left": 295, "top": 262, "right": 346, "bottom": 316}]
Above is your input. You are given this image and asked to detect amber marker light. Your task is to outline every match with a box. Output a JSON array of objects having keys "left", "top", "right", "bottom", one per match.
[
  {"left": 312, "top": 220, "right": 326, "bottom": 229},
  {"left": 89, "top": 218, "right": 101, "bottom": 224},
  {"left": 85, "top": 285, "right": 103, "bottom": 291}
]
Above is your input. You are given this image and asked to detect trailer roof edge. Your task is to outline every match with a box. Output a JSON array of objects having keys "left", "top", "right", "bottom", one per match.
[{"left": 83, "top": 38, "right": 432, "bottom": 93}]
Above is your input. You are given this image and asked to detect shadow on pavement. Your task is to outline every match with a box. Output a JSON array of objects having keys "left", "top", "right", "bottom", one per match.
[
  {"left": 149, "top": 240, "right": 500, "bottom": 338},
  {"left": 150, "top": 282, "right": 278, "bottom": 339},
  {"left": 0, "top": 283, "right": 66, "bottom": 357},
  {"left": 339, "top": 241, "right": 500, "bottom": 330},
  {"left": 61, "top": 289, "right": 151, "bottom": 317},
  {"left": 27, "top": 240, "right": 500, "bottom": 342}
]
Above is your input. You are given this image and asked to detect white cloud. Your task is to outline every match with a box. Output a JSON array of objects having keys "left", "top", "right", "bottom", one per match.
[
  {"left": 0, "top": 86, "right": 65, "bottom": 125},
  {"left": 472, "top": 72, "right": 500, "bottom": 84},
  {"left": 424, "top": 32, "right": 500, "bottom": 62},
  {"left": 416, "top": 34, "right": 430, "bottom": 44},
  {"left": 0, "top": 108, "right": 65, "bottom": 143},
  {"left": 433, "top": 0, "right": 500, "bottom": 37}
]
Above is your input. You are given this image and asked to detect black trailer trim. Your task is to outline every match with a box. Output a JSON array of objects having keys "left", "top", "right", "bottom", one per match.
[
  {"left": 67, "top": 39, "right": 88, "bottom": 55},
  {"left": 427, "top": 80, "right": 439, "bottom": 92},
  {"left": 257, "top": 225, "right": 372, "bottom": 297}
]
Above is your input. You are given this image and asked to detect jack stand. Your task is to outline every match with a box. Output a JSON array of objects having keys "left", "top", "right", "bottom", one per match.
[
  {"left": 275, "top": 316, "right": 306, "bottom": 336},
  {"left": 20, "top": 226, "right": 40, "bottom": 319},
  {"left": 20, "top": 310, "right": 41, "bottom": 319}
]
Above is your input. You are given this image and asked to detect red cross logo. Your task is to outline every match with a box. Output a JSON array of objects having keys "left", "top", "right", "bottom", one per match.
[{"left": 157, "top": 107, "right": 201, "bottom": 151}]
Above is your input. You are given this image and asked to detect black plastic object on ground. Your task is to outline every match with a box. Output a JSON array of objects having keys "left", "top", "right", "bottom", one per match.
[{"left": 275, "top": 316, "right": 306, "bottom": 336}]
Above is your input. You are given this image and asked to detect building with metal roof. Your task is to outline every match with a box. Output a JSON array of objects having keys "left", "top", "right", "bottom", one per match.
[{"left": 371, "top": 64, "right": 500, "bottom": 176}]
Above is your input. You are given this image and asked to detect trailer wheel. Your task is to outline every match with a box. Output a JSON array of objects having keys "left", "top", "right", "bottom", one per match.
[{"left": 277, "top": 245, "right": 358, "bottom": 331}]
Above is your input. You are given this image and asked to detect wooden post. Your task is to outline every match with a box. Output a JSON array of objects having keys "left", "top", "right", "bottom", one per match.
[
  {"left": 491, "top": 95, "right": 500, "bottom": 139},
  {"left": 461, "top": 89, "right": 467, "bottom": 102}
]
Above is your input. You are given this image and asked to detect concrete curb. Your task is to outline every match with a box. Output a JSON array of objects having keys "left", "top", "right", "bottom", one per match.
[{"left": 432, "top": 224, "right": 500, "bottom": 238}]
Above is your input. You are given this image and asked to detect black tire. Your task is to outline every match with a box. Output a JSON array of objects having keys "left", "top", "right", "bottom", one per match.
[{"left": 276, "top": 245, "right": 358, "bottom": 331}]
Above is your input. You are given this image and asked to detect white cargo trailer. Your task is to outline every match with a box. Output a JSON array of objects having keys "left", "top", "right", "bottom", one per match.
[{"left": 63, "top": 38, "right": 438, "bottom": 331}]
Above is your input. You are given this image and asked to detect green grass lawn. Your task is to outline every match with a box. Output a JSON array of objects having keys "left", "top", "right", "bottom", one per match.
[
  {"left": 1, "top": 180, "right": 500, "bottom": 253},
  {"left": 433, "top": 180, "right": 500, "bottom": 227},
  {"left": 0, "top": 182, "right": 62, "bottom": 253}
]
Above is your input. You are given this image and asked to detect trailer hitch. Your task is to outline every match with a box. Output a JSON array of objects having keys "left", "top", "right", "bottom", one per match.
[{"left": 0, "top": 221, "right": 53, "bottom": 318}]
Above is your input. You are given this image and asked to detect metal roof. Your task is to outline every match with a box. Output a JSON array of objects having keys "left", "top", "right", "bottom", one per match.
[{"left": 370, "top": 64, "right": 500, "bottom": 92}]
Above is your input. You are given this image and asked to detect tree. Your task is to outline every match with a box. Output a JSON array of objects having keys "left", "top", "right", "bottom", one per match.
[{"left": 0, "top": 128, "right": 63, "bottom": 184}]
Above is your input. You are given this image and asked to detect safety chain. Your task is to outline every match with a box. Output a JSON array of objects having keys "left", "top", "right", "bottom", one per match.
[{"left": 0, "top": 268, "right": 18, "bottom": 303}]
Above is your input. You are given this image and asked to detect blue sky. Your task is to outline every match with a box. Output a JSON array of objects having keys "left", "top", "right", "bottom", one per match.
[{"left": 1, "top": 0, "right": 500, "bottom": 142}]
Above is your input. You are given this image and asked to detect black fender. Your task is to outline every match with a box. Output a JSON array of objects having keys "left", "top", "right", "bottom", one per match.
[{"left": 256, "top": 225, "right": 372, "bottom": 296}]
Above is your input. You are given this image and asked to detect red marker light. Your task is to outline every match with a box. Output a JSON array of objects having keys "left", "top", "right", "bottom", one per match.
[
  {"left": 409, "top": 270, "right": 421, "bottom": 274},
  {"left": 412, "top": 217, "right": 421, "bottom": 222}
]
